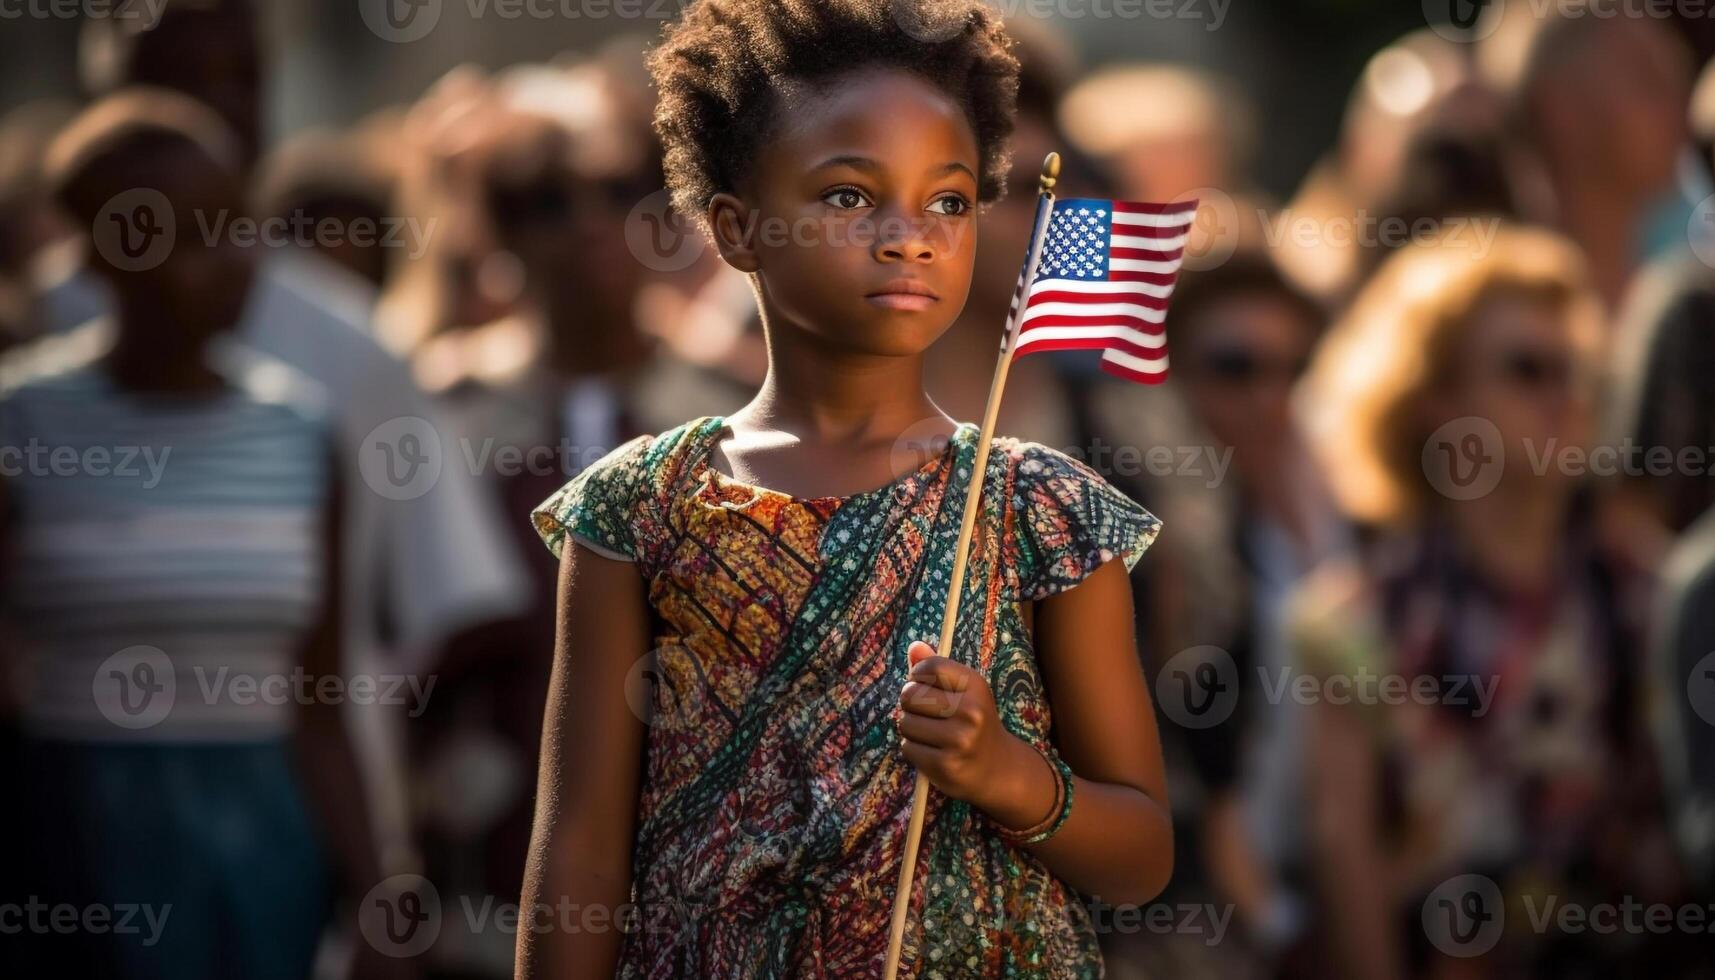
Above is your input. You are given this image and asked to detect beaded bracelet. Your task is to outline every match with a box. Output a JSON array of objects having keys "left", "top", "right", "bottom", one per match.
[{"left": 992, "top": 744, "right": 1076, "bottom": 846}]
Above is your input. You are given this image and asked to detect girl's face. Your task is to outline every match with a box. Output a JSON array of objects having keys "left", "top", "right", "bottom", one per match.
[{"left": 712, "top": 67, "right": 981, "bottom": 357}]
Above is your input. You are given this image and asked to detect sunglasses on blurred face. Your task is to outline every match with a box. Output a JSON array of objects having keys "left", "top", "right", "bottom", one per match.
[
  {"left": 1487, "top": 347, "right": 1576, "bottom": 392},
  {"left": 486, "top": 172, "right": 651, "bottom": 231},
  {"left": 1191, "top": 347, "right": 1310, "bottom": 385}
]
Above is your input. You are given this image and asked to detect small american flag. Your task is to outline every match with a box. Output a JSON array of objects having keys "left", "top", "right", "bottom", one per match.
[{"left": 1007, "top": 197, "right": 1197, "bottom": 384}]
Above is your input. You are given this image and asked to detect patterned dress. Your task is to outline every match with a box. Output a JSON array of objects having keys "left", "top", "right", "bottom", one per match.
[{"left": 532, "top": 415, "right": 1160, "bottom": 978}]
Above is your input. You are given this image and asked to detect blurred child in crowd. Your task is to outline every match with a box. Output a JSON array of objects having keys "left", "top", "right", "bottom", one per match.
[{"left": 1, "top": 89, "right": 401, "bottom": 980}]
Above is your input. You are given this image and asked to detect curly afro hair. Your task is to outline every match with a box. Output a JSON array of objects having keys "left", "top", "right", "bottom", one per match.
[{"left": 646, "top": 0, "right": 1020, "bottom": 230}]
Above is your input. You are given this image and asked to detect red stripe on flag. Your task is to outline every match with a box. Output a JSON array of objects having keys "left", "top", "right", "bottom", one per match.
[
  {"left": 1112, "top": 224, "right": 1190, "bottom": 240},
  {"left": 1103, "top": 245, "right": 1185, "bottom": 262},
  {"left": 1106, "top": 269, "right": 1182, "bottom": 287},
  {"left": 1012, "top": 336, "right": 1115, "bottom": 357},
  {"left": 1014, "top": 335, "right": 1165, "bottom": 360},
  {"left": 1016, "top": 313, "right": 1168, "bottom": 333},
  {"left": 1112, "top": 200, "right": 1199, "bottom": 215}
]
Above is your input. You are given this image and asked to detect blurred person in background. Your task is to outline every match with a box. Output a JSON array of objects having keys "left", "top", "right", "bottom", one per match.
[
  {"left": 1060, "top": 62, "right": 1274, "bottom": 294},
  {"left": 1650, "top": 507, "right": 1715, "bottom": 921},
  {"left": 1603, "top": 159, "right": 1715, "bottom": 918},
  {"left": 1059, "top": 62, "right": 1252, "bottom": 206},
  {"left": 253, "top": 112, "right": 406, "bottom": 293},
  {"left": 1600, "top": 246, "right": 1715, "bottom": 571},
  {"left": 1094, "top": 252, "right": 1343, "bottom": 980},
  {"left": 1512, "top": 8, "right": 1700, "bottom": 312},
  {"left": 375, "top": 67, "right": 529, "bottom": 358},
  {"left": 406, "top": 54, "right": 751, "bottom": 977},
  {"left": 1593, "top": 71, "right": 1715, "bottom": 571},
  {"left": 13, "top": 0, "right": 533, "bottom": 911},
  {"left": 0, "top": 101, "right": 77, "bottom": 355},
  {"left": 1295, "top": 227, "right": 1690, "bottom": 980},
  {"left": 1275, "top": 30, "right": 1511, "bottom": 307},
  {"left": 0, "top": 90, "right": 402, "bottom": 980}
]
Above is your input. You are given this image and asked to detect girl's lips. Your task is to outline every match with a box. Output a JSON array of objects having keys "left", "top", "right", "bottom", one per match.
[
  {"left": 865, "top": 292, "right": 939, "bottom": 311},
  {"left": 864, "top": 279, "right": 946, "bottom": 310}
]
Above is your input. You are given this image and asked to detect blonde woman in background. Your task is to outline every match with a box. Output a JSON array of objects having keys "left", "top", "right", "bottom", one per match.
[{"left": 1293, "top": 227, "right": 1692, "bottom": 980}]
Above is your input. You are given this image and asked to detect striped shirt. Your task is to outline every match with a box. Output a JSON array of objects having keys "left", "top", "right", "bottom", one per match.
[{"left": 0, "top": 332, "right": 333, "bottom": 742}]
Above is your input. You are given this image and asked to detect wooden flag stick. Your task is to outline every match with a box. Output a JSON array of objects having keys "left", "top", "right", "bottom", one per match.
[{"left": 880, "top": 152, "right": 1061, "bottom": 980}]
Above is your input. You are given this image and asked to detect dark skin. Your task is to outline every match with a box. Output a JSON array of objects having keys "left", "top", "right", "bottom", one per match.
[{"left": 517, "top": 67, "right": 1171, "bottom": 978}]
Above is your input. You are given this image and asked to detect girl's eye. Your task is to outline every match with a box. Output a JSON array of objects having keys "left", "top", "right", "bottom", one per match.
[
  {"left": 822, "top": 187, "right": 872, "bottom": 210},
  {"left": 928, "top": 195, "right": 971, "bottom": 217}
]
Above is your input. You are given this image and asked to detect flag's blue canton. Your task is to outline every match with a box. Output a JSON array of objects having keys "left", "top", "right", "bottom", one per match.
[{"left": 1035, "top": 200, "right": 1110, "bottom": 282}]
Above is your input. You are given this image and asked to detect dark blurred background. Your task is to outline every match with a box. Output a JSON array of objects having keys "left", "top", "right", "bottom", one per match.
[{"left": 4, "top": 1, "right": 1715, "bottom": 978}]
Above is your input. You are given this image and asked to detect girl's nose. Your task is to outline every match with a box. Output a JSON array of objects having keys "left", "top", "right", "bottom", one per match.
[{"left": 874, "top": 219, "right": 937, "bottom": 264}]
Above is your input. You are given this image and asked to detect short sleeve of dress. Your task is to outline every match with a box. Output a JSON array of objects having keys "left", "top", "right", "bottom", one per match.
[
  {"left": 531, "top": 433, "right": 655, "bottom": 563},
  {"left": 1013, "top": 443, "right": 1162, "bottom": 601}
]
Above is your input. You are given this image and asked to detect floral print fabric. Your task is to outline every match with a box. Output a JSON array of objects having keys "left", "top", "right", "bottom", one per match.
[{"left": 532, "top": 415, "right": 1160, "bottom": 978}]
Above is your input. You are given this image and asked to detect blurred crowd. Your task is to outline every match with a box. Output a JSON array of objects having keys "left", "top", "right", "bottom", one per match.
[{"left": 1, "top": 1, "right": 1714, "bottom": 979}]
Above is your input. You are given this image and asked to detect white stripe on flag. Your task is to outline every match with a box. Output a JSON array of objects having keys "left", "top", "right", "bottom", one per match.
[
  {"left": 1107, "top": 255, "right": 1188, "bottom": 274},
  {"left": 1112, "top": 232, "right": 1190, "bottom": 251},
  {"left": 1101, "top": 346, "right": 1169, "bottom": 372},
  {"left": 1017, "top": 324, "right": 1168, "bottom": 349},
  {"left": 1024, "top": 277, "right": 1178, "bottom": 301},
  {"left": 1025, "top": 279, "right": 1161, "bottom": 296}
]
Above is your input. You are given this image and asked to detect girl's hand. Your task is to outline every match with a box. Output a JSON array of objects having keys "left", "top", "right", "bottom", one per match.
[{"left": 897, "top": 640, "right": 1037, "bottom": 812}]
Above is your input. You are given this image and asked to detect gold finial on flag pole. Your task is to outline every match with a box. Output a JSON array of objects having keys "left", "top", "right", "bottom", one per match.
[
  {"left": 880, "top": 152, "right": 1061, "bottom": 980},
  {"left": 1040, "top": 149, "right": 1060, "bottom": 190}
]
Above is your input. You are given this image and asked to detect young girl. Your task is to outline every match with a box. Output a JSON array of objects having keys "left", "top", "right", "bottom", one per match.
[{"left": 517, "top": 1, "right": 1172, "bottom": 976}]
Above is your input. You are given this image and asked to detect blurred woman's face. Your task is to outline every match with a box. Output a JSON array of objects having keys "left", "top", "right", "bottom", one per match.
[
  {"left": 1434, "top": 292, "right": 1592, "bottom": 493},
  {"left": 1179, "top": 292, "right": 1316, "bottom": 469}
]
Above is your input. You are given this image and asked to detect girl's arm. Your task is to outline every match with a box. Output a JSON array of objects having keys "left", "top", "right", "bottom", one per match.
[
  {"left": 516, "top": 540, "right": 650, "bottom": 979},
  {"left": 900, "top": 558, "right": 1173, "bottom": 905}
]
